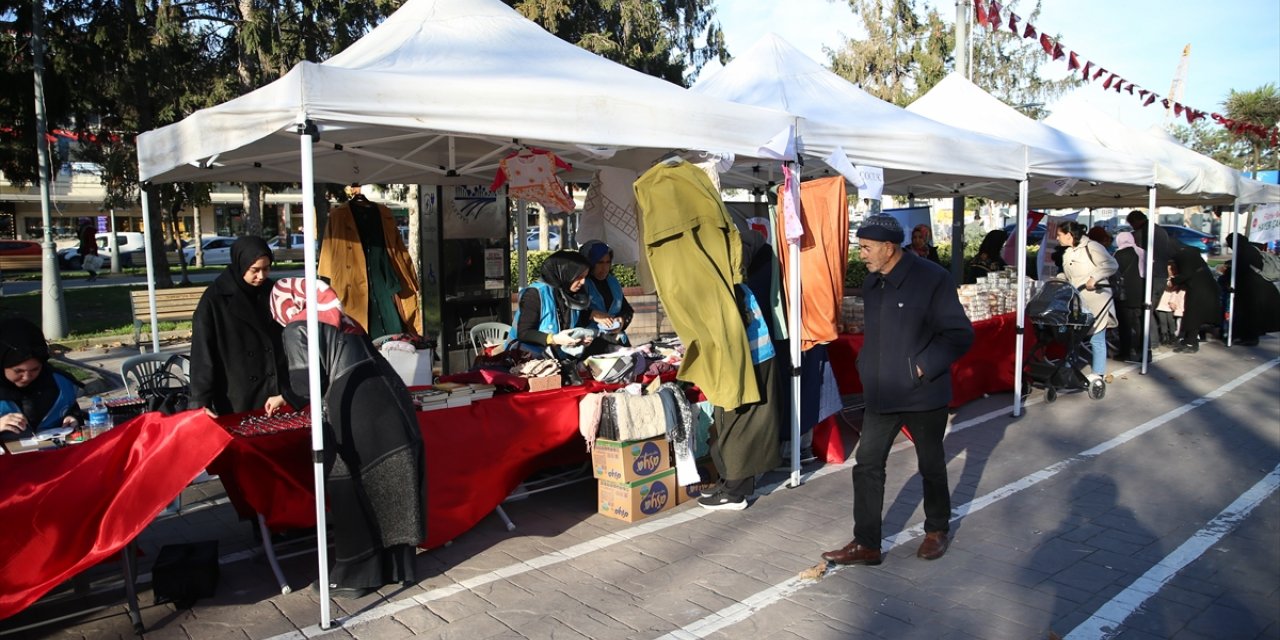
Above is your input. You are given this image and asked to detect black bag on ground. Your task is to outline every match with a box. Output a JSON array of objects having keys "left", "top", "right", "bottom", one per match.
[{"left": 152, "top": 541, "right": 219, "bottom": 608}]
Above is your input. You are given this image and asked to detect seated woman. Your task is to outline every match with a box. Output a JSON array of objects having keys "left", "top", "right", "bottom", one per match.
[
  {"left": 0, "top": 317, "right": 85, "bottom": 442},
  {"left": 579, "top": 240, "right": 634, "bottom": 351},
  {"left": 270, "top": 278, "right": 425, "bottom": 598},
  {"left": 965, "top": 229, "right": 1009, "bottom": 283},
  {"left": 508, "top": 250, "right": 595, "bottom": 358},
  {"left": 904, "top": 224, "right": 941, "bottom": 266}
]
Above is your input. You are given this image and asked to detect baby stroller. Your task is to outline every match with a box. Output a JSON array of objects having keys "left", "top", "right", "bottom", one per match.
[{"left": 1023, "top": 280, "right": 1111, "bottom": 402}]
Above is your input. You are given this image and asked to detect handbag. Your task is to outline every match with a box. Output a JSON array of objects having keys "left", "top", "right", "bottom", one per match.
[{"left": 81, "top": 254, "right": 105, "bottom": 272}]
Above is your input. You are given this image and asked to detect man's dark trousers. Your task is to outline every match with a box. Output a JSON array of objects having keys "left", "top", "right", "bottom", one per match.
[{"left": 852, "top": 406, "right": 951, "bottom": 548}]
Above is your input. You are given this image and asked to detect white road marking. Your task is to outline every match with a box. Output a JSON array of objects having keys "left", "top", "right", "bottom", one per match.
[
  {"left": 1064, "top": 463, "right": 1280, "bottom": 640},
  {"left": 654, "top": 357, "right": 1279, "bottom": 640}
]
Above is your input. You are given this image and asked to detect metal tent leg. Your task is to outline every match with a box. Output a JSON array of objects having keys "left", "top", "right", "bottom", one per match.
[
  {"left": 493, "top": 505, "right": 516, "bottom": 531},
  {"left": 120, "top": 542, "right": 144, "bottom": 635},
  {"left": 257, "top": 513, "right": 292, "bottom": 594}
]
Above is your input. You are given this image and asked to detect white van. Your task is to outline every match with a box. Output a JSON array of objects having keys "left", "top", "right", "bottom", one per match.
[{"left": 58, "top": 232, "right": 146, "bottom": 269}]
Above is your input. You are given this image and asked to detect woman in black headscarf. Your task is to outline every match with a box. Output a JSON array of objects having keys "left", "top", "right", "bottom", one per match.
[
  {"left": 1221, "top": 233, "right": 1280, "bottom": 346},
  {"left": 508, "top": 250, "right": 594, "bottom": 357},
  {"left": 579, "top": 240, "right": 634, "bottom": 348},
  {"left": 965, "top": 229, "right": 1009, "bottom": 284},
  {"left": 189, "top": 236, "right": 291, "bottom": 416},
  {"left": 0, "top": 317, "right": 85, "bottom": 442},
  {"left": 1169, "top": 245, "right": 1223, "bottom": 353}
]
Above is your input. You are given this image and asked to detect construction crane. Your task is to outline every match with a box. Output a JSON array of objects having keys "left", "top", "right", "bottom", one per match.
[{"left": 1165, "top": 44, "right": 1191, "bottom": 127}]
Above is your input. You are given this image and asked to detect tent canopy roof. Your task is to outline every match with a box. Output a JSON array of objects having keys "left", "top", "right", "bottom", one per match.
[
  {"left": 691, "top": 33, "right": 1031, "bottom": 197},
  {"left": 137, "top": 0, "right": 796, "bottom": 185},
  {"left": 907, "top": 73, "right": 1159, "bottom": 207}
]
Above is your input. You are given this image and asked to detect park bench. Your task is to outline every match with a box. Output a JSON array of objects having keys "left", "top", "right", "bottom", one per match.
[
  {"left": 129, "top": 286, "right": 207, "bottom": 351},
  {"left": 0, "top": 255, "right": 45, "bottom": 272}
]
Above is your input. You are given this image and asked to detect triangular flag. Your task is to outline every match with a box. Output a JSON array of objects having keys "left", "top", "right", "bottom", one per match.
[
  {"left": 975, "top": 0, "right": 988, "bottom": 28},
  {"left": 1144, "top": 94, "right": 1157, "bottom": 106},
  {"left": 1113, "top": 78, "right": 1124, "bottom": 92},
  {"left": 1185, "top": 109, "right": 1196, "bottom": 124},
  {"left": 1093, "top": 67, "right": 1107, "bottom": 80},
  {"left": 1161, "top": 98, "right": 1171, "bottom": 109},
  {"left": 1138, "top": 89, "right": 1149, "bottom": 99},
  {"left": 1103, "top": 74, "right": 1116, "bottom": 89},
  {"left": 1173, "top": 103, "right": 1184, "bottom": 116},
  {"left": 1068, "top": 52, "right": 1080, "bottom": 71},
  {"left": 1126, "top": 84, "right": 1136, "bottom": 95},
  {"left": 1008, "top": 13, "right": 1019, "bottom": 34},
  {"left": 1052, "top": 42, "right": 1065, "bottom": 60},
  {"left": 1039, "top": 33, "right": 1054, "bottom": 55},
  {"left": 990, "top": 1, "right": 1002, "bottom": 29},
  {"left": 1081, "top": 61, "right": 1092, "bottom": 80},
  {"left": 1023, "top": 23, "right": 1036, "bottom": 39}
]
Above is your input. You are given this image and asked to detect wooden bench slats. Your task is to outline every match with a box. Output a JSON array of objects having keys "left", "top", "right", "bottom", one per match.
[{"left": 130, "top": 287, "right": 207, "bottom": 350}]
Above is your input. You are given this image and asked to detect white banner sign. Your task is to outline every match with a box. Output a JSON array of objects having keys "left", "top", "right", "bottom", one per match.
[{"left": 1250, "top": 203, "right": 1280, "bottom": 244}]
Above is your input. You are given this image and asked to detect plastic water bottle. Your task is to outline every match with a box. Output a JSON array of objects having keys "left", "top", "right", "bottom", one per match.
[{"left": 87, "top": 396, "right": 112, "bottom": 439}]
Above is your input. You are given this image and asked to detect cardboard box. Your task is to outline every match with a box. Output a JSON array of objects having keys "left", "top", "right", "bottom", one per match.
[
  {"left": 592, "top": 436, "right": 670, "bottom": 484},
  {"left": 525, "top": 375, "right": 562, "bottom": 392},
  {"left": 675, "top": 457, "right": 720, "bottom": 505},
  {"left": 384, "top": 348, "right": 434, "bottom": 387},
  {"left": 597, "top": 468, "right": 677, "bottom": 523}
]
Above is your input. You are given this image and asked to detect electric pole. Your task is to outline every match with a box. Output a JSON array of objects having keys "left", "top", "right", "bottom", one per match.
[{"left": 32, "top": 0, "right": 68, "bottom": 338}]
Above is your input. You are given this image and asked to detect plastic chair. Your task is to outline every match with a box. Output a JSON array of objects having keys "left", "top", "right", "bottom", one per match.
[
  {"left": 119, "top": 352, "right": 189, "bottom": 398},
  {"left": 469, "top": 322, "right": 512, "bottom": 358}
]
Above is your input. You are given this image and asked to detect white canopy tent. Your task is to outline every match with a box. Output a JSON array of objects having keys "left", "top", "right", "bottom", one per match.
[
  {"left": 1045, "top": 99, "right": 1273, "bottom": 375},
  {"left": 908, "top": 73, "right": 1161, "bottom": 416},
  {"left": 136, "top": 0, "right": 802, "bottom": 628},
  {"left": 690, "top": 34, "right": 1029, "bottom": 195}
]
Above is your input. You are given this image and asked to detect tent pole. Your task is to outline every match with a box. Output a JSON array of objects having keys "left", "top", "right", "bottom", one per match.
[
  {"left": 1012, "top": 179, "right": 1028, "bottom": 417},
  {"left": 299, "top": 119, "right": 332, "bottom": 630},
  {"left": 1227, "top": 202, "right": 1240, "bottom": 347},
  {"left": 139, "top": 185, "right": 160, "bottom": 354},
  {"left": 787, "top": 239, "right": 801, "bottom": 487},
  {"left": 1141, "top": 187, "right": 1156, "bottom": 375}
]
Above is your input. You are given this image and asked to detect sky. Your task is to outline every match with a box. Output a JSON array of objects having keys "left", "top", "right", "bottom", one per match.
[{"left": 701, "top": 0, "right": 1280, "bottom": 133}]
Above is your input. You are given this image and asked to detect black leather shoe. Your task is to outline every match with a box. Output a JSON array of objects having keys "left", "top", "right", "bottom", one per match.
[{"left": 822, "top": 541, "right": 882, "bottom": 566}]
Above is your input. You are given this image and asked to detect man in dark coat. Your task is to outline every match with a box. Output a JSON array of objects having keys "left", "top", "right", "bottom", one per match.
[
  {"left": 189, "top": 237, "right": 290, "bottom": 416},
  {"left": 823, "top": 215, "right": 974, "bottom": 567}
]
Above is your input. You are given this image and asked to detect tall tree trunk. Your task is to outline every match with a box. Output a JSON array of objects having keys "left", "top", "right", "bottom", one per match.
[{"left": 243, "top": 183, "right": 263, "bottom": 235}]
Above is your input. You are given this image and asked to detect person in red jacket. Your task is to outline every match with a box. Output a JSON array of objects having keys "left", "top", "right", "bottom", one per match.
[{"left": 823, "top": 214, "right": 974, "bottom": 567}]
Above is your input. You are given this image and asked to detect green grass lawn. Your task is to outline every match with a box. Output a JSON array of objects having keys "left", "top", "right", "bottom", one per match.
[{"left": 0, "top": 284, "right": 195, "bottom": 339}]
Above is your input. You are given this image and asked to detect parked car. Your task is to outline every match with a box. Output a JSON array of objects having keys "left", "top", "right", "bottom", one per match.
[
  {"left": 0, "top": 239, "right": 42, "bottom": 258},
  {"left": 181, "top": 235, "right": 238, "bottom": 265},
  {"left": 1164, "top": 225, "right": 1221, "bottom": 256},
  {"left": 523, "top": 228, "right": 562, "bottom": 251},
  {"left": 58, "top": 232, "right": 146, "bottom": 269},
  {"left": 268, "top": 234, "right": 319, "bottom": 253}
]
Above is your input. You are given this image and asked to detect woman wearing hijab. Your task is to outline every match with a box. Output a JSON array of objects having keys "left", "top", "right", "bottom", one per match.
[
  {"left": 579, "top": 240, "right": 633, "bottom": 348},
  {"left": 508, "top": 250, "right": 594, "bottom": 357},
  {"left": 1169, "top": 245, "right": 1223, "bottom": 353},
  {"left": 270, "top": 278, "right": 426, "bottom": 598},
  {"left": 965, "top": 229, "right": 1009, "bottom": 283},
  {"left": 904, "top": 224, "right": 941, "bottom": 265},
  {"left": 189, "top": 236, "right": 290, "bottom": 417},
  {"left": 1221, "top": 233, "right": 1280, "bottom": 346},
  {"left": 0, "top": 318, "right": 85, "bottom": 442},
  {"left": 1112, "top": 231, "right": 1149, "bottom": 362},
  {"left": 1056, "top": 222, "right": 1118, "bottom": 382}
]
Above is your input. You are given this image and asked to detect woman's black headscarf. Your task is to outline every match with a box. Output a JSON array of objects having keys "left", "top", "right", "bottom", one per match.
[
  {"left": 540, "top": 250, "right": 591, "bottom": 311},
  {"left": 228, "top": 236, "right": 274, "bottom": 296},
  {"left": 0, "top": 317, "right": 49, "bottom": 369}
]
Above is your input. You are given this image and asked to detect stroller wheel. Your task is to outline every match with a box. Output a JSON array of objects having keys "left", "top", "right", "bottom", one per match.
[
  {"left": 1021, "top": 378, "right": 1032, "bottom": 397},
  {"left": 1088, "top": 378, "right": 1106, "bottom": 400},
  {"left": 1045, "top": 387, "right": 1058, "bottom": 403}
]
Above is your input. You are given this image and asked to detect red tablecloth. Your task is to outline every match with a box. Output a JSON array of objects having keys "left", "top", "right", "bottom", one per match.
[
  {"left": 816, "top": 313, "right": 1025, "bottom": 463},
  {"left": 827, "top": 312, "right": 1022, "bottom": 405},
  {"left": 208, "top": 382, "right": 611, "bottom": 549},
  {"left": 0, "top": 411, "right": 231, "bottom": 620}
]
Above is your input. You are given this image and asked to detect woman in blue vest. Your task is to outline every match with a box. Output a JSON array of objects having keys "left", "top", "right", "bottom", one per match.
[
  {"left": 579, "top": 240, "right": 634, "bottom": 348},
  {"left": 0, "top": 317, "right": 85, "bottom": 442},
  {"left": 509, "top": 250, "right": 595, "bottom": 357}
]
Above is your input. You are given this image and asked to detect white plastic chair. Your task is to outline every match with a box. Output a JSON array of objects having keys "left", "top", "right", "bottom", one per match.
[{"left": 469, "top": 322, "right": 512, "bottom": 358}]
